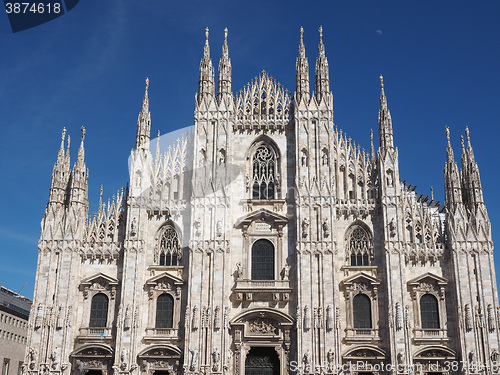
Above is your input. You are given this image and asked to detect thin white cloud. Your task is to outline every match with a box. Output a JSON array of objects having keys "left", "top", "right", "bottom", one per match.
[
  {"left": 376, "top": 29, "right": 383, "bottom": 35},
  {"left": 0, "top": 227, "right": 38, "bottom": 246}
]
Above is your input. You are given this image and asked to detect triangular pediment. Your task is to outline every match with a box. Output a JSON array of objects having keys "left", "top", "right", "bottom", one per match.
[
  {"left": 234, "top": 208, "right": 288, "bottom": 229},
  {"left": 145, "top": 272, "right": 183, "bottom": 287},
  {"left": 408, "top": 272, "right": 447, "bottom": 287},
  {"left": 80, "top": 272, "right": 119, "bottom": 288},
  {"left": 342, "top": 272, "right": 380, "bottom": 286}
]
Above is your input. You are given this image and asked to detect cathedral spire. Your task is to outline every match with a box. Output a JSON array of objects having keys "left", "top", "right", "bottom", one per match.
[
  {"left": 198, "top": 27, "right": 215, "bottom": 104},
  {"left": 378, "top": 75, "right": 394, "bottom": 151},
  {"left": 295, "top": 26, "right": 310, "bottom": 103},
  {"left": 217, "top": 27, "right": 232, "bottom": 102},
  {"left": 65, "top": 134, "right": 71, "bottom": 164},
  {"left": 57, "top": 127, "right": 66, "bottom": 162},
  {"left": 315, "top": 26, "right": 330, "bottom": 102},
  {"left": 465, "top": 127, "right": 475, "bottom": 164},
  {"left": 69, "top": 127, "right": 88, "bottom": 209},
  {"left": 462, "top": 127, "right": 484, "bottom": 207},
  {"left": 444, "top": 126, "right": 462, "bottom": 207},
  {"left": 370, "top": 129, "right": 375, "bottom": 162},
  {"left": 48, "top": 128, "right": 71, "bottom": 206},
  {"left": 76, "top": 126, "right": 85, "bottom": 167},
  {"left": 136, "top": 78, "right": 151, "bottom": 149},
  {"left": 97, "top": 185, "right": 104, "bottom": 218}
]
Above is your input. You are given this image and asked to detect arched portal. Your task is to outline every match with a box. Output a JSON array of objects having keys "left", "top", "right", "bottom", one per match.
[
  {"left": 70, "top": 344, "right": 113, "bottom": 375},
  {"left": 245, "top": 347, "right": 280, "bottom": 375},
  {"left": 230, "top": 308, "right": 293, "bottom": 375},
  {"left": 137, "top": 345, "right": 182, "bottom": 375}
]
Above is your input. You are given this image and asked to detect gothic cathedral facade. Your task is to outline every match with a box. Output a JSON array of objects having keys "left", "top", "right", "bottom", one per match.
[{"left": 25, "top": 27, "right": 500, "bottom": 375}]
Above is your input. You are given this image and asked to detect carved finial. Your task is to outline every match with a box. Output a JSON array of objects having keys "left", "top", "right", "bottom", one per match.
[
  {"left": 100, "top": 185, "right": 103, "bottom": 197},
  {"left": 202, "top": 27, "right": 211, "bottom": 60},
  {"left": 465, "top": 126, "right": 471, "bottom": 144},
  {"left": 157, "top": 129, "right": 160, "bottom": 137},
  {"left": 445, "top": 126, "right": 451, "bottom": 146},
  {"left": 319, "top": 25, "right": 323, "bottom": 41},
  {"left": 300, "top": 26, "right": 304, "bottom": 43},
  {"left": 431, "top": 186, "right": 434, "bottom": 200},
  {"left": 80, "top": 126, "right": 86, "bottom": 142},
  {"left": 145, "top": 77, "right": 149, "bottom": 91},
  {"left": 61, "top": 127, "right": 66, "bottom": 145},
  {"left": 379, "top": 75, "right": 387, "bottom": 110},
  {"left": 221, "top": 27, "right": 229, "bottom": 62},
  {"left": 66, "top": 135, "right": 70, "bottom": 152},
  {"left": 370, "top": 128, "right": 375, "bottom": 160}
]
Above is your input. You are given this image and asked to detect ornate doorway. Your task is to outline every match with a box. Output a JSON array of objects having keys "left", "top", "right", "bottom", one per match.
[{"left": 245, "top": 348, "right": 279, "bottom": 375}]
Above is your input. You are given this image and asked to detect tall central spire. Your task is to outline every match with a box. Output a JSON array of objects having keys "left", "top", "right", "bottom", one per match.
[
  {"left": 198, "top": 27, "right": 215, "bottom": 103},
  {"left": 136, "top": 78, "right": 151, "bottom": 149},
  {"left": 217, "top": 27, "right": 232, "bottom": 102},
  {"left": 315, "top": 26, "right": 330, "bottom": 102},
  {"left": 295, "top": 26, "right": 310, "bottom": 103},
  {"left": 378, "top": 75, "right": 394, "bottom": 151}
]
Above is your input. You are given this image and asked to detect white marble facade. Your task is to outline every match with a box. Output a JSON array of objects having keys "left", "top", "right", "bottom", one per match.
[{"left": 25, "top": 27, "right": 500, "bottom": 375}]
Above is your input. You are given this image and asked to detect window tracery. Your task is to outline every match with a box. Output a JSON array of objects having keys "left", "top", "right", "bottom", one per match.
[
  {"left": 251, "top": 144, "right": 277, "bottom": 200},
  {"left": 158, "top": 225, "right": 181, "bottom": 266},
  {"left": 347, "top": 225, "right": 372, "bottom": 266}
]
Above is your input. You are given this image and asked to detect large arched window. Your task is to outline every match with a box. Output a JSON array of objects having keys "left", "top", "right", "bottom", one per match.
[
  {"left": 155, "top": 293, "right": 174, "bottom": 329},
  {"left": 251, "top": 239, "right": 274, "bottom": 280},
  {"left": 347, "top": 225, "right": 371, "bottom": 266},
  {"left": 159, "top": 225, "right": 180, "bottom": 266},
  {"left": 251, "top": 144, "right": 277, "bottom": 200},
  {"left": 89, "top": 293, "right": 108, "bottom": 328},
  {"left": 353, "top": 294, "right": 372, "bottom": 328},
  {"left": 420, "top": 294, "right": 440, "bottom": 329}
]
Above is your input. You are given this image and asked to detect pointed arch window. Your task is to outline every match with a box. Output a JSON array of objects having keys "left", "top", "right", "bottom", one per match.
[
  {"left": 158, "top": 225, "right": 180, "bottom": 266},
  {"left": 420, "top": 294, "right": 440, "bottom": 329},
  {"left": 155, "top": 293, "right": 174, "bottom": 329},
  {"left": 347, "top": 226, "right": 371, "bottom": 266},
  {"left": 251, "top": 144, "right": 277, "bottom": 200},
  {"left": 89, "top": 293, "right": 108, "bottom": 328},
  {"left": 251, "top": 239, "right": 274, "bottom": 280},
  {"left": 353, "top": 294, "right": 372, "bottom": 328}
]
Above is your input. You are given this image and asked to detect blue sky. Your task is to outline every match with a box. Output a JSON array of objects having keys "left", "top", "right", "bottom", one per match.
[{"left": 1, "top": 1, "right": 499, "bottom": 298}]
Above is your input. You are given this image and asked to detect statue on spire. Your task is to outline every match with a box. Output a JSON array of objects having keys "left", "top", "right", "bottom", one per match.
[
  {"left": 136, "top": 78, "right": 151, "bottom": 149},
  {"left": 218, "top": 27, "right": 232, "bottom": 102},
  {"left": 295, "top": 26, "right": 310, "bottom": 103},
  {"left": 198, "top": 27, "right": 215, "bottom": 103},
  {"left": 315, "top": 25, "right": 330, "bottom": 102},
  {"left": 377, "top": 75, "right": 394, "bottom": 152}
]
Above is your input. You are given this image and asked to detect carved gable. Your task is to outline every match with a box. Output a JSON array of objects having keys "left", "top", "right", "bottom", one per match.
[
  {"left": 145, "top": 272, "right": 183, "bottom": 300},
  {"left": 80, "top": 273, "right": 119, "bottom": 299}
]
